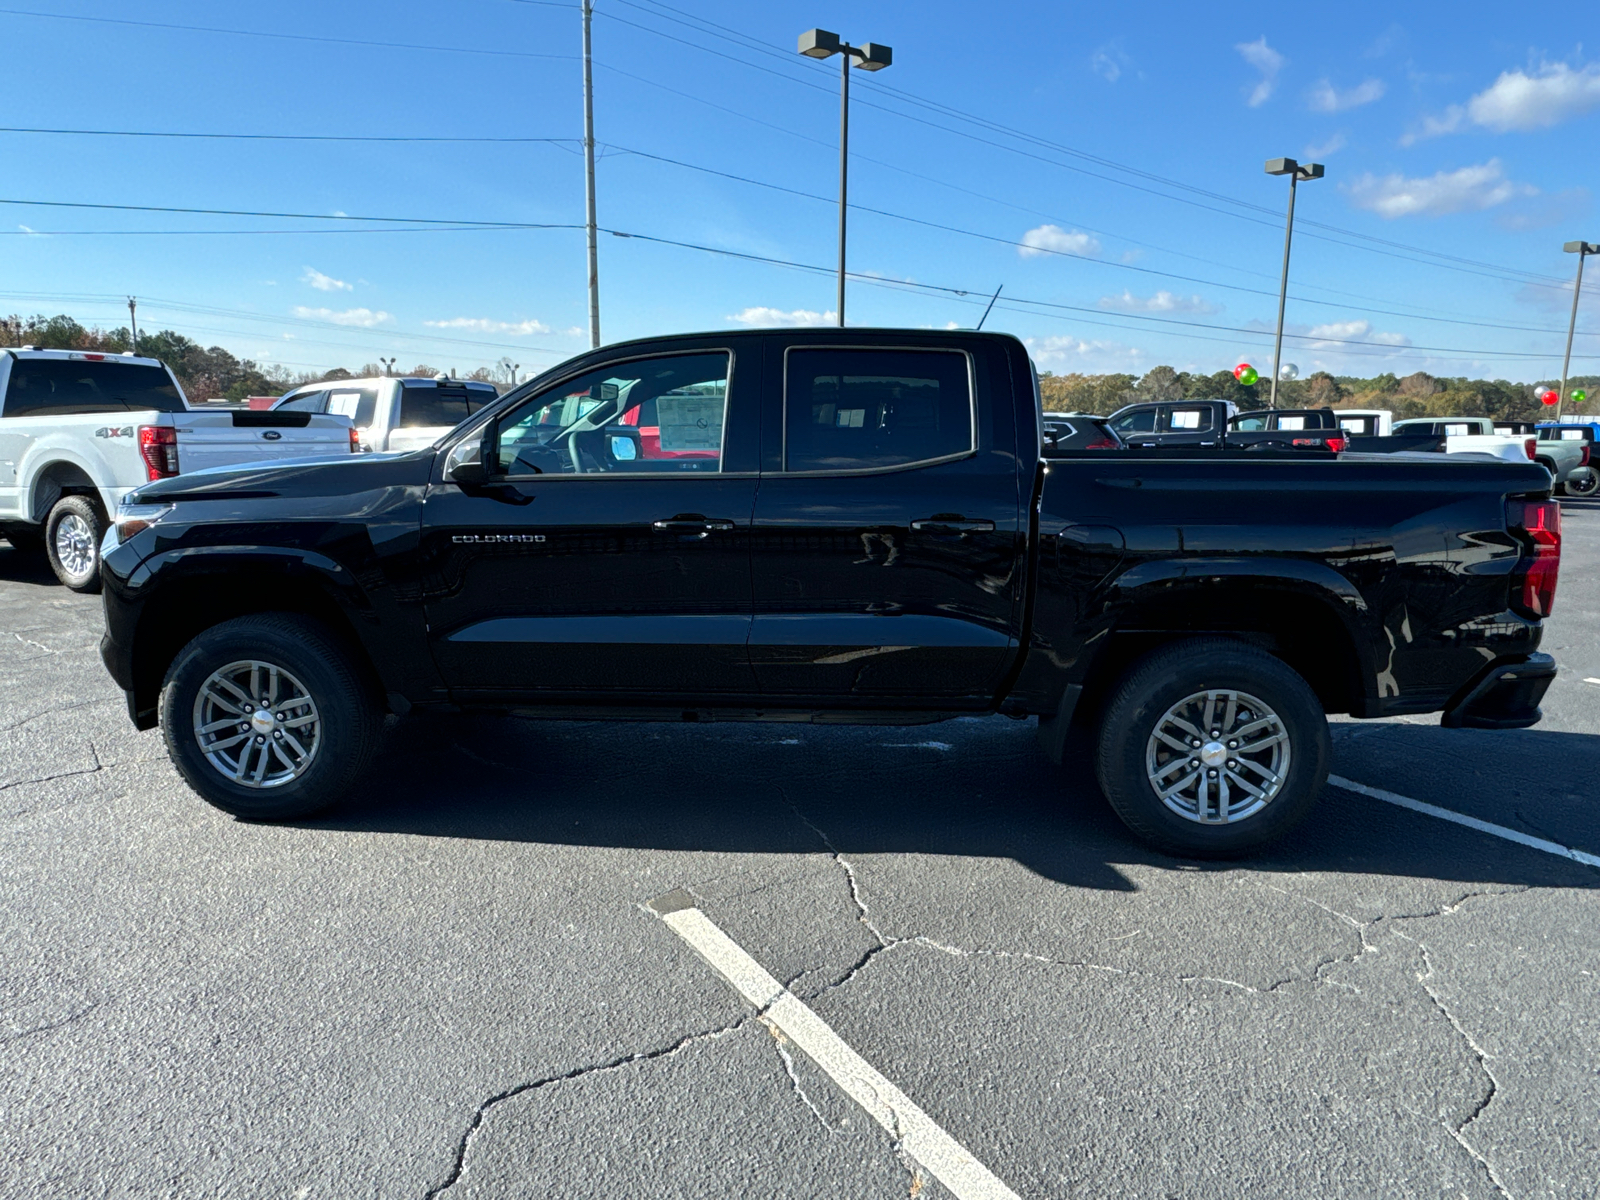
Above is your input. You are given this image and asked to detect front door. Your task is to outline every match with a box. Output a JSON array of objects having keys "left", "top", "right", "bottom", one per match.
[
  {"left": 421, "top": 346, "right": 759, "bottom": 702},
  {"left": 747, "top": 341, "right": 1025, "bottom": 706}
]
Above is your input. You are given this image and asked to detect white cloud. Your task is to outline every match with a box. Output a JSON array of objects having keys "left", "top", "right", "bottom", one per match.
[
  {"left": 1303, "top": 132, "right": 1347, "bottom": 158},
  {"left": 1305, "top": 319, "right": 1410, "bottom": 348},
  {"left": 1344, "top": 159, "right": 1536, "bottom": 218},
  {"left": 1308, "top": 77, "right": 1385, "bottom": 112},
  {"left": 1099, "top": 290, "right": 1220, "bottom": 315},
  {"left": 1404, "top": 61, "right": 1600, "bottom": 143},
  {"left": 1469, "top": 61, "right": 1600, "bottom": 131},
  {"left": 726, "top": 306, "right": 836, "bottom": 327},
  {"left": 291, "top": 306, "right": 393, "bottom": 327},
  {"left": 18, "top": 224, "right": 43, "bottom": 236},
  {"left": 1235, "top": 36, "right": 1284, "bottom": 107},
  {"left": 1017, "top": 224, "right": 1101, "bottom": 259},
  {"left": 423, "top": 316, "right": 551, "bottom": 335},
  {"left": 1026, "top": 335, "right": 1145, "bottom": 371},
  {"left": 301, "top": 266, "right": 352, "bottom": 292},
  {"left": 1091, "top": 43, "right": 1130, "bottom": 83}
]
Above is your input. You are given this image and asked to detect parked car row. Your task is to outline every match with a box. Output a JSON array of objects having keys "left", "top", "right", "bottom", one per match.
[
  {"left": 1045, "top": 399, "right": 1597, "bottom": 494},
  {"left": 71, "top": 328, "right": 1561, "bottom": 861}
]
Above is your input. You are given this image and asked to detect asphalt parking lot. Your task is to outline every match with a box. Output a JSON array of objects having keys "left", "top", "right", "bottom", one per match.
[{"left": 3, "top": 502, "right": 1597, "bottom": 1200}]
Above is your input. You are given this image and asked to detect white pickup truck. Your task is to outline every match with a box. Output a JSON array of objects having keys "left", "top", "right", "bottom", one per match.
[
  {"left": 1390, "top": 416, "right": 1537, "bottom": 465},
  {"left": 271, "top": 374, "right": 499, "bottom": 454},
  {"left": 0, "top": 348, "right": 357, "bottom": 591}
]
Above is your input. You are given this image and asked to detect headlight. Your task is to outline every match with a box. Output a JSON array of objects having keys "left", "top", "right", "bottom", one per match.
[{"left": 114, "top": 502, "right": 174, "bottom": 541}]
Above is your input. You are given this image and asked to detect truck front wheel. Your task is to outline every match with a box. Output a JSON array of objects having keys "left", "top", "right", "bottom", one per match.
[
  {"left": 1094, "top": 638, "right": 1329, "bottom": 858},
  {"left": 45, "top": 495, "right": 105, "bottom": 592},
  {"left": 160, "top": 614, "right": 381, "bottom": 821}
]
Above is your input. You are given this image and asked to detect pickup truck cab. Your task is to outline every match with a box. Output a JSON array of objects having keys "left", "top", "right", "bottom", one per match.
[
  {"left": 0, "top": 348, "right": 358, "bottom": 590},
  {"left": 1392, "top": 416, "right": 1537, "bottom": 466},
  {"left": 100, "top": 329, "right": 1559, "bottom": 858},
  {"left": 1107, "top": 400, "right": 1346, "bottom": 451},
  {"left": 273, "top": 375, "right": 499, "bottom": 454}
]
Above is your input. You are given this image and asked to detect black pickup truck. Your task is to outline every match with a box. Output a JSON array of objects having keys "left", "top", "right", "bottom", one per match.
[{"left": 99, "top": 329, "right": 1559, "bottom": 856}]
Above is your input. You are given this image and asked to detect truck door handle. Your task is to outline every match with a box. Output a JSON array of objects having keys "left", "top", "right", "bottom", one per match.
[
  {"left": 910, "top": 515, "right": 995, "bottom": 534},
  {"left": 652, "top": 515, "right": 736, "bottom": 535}
]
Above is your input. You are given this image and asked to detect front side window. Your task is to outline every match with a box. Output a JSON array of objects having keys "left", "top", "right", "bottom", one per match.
[
  {"left": 1113, "top": 409, "right": 1157, "bottom": 434},
  {"left": 3, "top": 359, "right": 184, "bottom": 417},
  {"left": 1233, "top": 415, "right": 1267, "bottom": 432},
  {"left": 492, "top": 352, "right": 729, "bottom": 476},
  {"left": 784, "top": 348, "right": 973, "bottom": 472},
  {"left": 278, "top": 390, "right": 327, "bottom": 413}
]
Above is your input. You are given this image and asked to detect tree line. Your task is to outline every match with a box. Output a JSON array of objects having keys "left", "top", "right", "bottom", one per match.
[
  {"left": 1040, "top": 365, "right": 1599, "bottom": 421},
  {"left": 1, "top": 314, "right": 511, "bottom": 401}
]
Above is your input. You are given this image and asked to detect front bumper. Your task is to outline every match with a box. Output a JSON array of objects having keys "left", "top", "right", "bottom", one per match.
[{"left": 1440, "top": 652, "right": 1556, "bottom": 729}]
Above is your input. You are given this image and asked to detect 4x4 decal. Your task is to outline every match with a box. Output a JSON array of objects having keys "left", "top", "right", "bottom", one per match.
[{"left": 94, "top": 426, "right": 136, "bottom": 439}]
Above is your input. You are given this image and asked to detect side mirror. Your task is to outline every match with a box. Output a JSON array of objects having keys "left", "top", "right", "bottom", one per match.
[{"left": 444, "top": 429, "right": 493, "bottom": 485}]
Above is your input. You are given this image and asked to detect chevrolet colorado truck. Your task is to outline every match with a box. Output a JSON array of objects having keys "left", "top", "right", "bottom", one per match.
[
  {"left": 99, "top": 329, "right": 1559, "bottom": 857},
  {"left": 1, "top": 348, "right": 358, "bottom": 590}
]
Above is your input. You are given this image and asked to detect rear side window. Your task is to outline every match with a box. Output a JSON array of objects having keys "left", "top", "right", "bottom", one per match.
[
  {"left": 326, "top": 388, "right": 378, "bottom": 428},
  {"left": 399, "top": 384, "right": 494, "bottom": 429},
  {"left": 1443, "top": 423, "right": 1470, "bottom": 437},
  {"left": 1339, "top": 417, "right": 1374, "bottom": 434},
  {"left": 1166, "top": 407, "right": 1212, "bottom": 431},
  {"left": 278, "top": 390, "right": 327, "bottom": 413},
  {"left": 784, "top": 348, "right": 973, "bottom": 472},
  {"left": 2, "top": 359, "right": 184, "bottom": 417},
  {"left": 1277, "top": 415, "right": 1307, "bottom": 431}
]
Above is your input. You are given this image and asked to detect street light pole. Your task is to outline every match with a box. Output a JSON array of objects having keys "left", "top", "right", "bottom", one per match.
[
  {"left": 799, "top": 30, "right": 892, "bottom": 328},
  {"left": 127, "top": 297, "right": 138, "bottom": 354},
  {"left": 1264, "top": 157, "right": 1323, "bottom": 408},
  {"left": 1557, "top": 240, "right": 1598, "bottom": 421},
  {"left": 582, "top": 0, "right": 600, "bottom": 349}
]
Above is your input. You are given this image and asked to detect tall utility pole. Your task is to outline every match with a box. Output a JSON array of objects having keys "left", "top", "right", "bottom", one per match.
[
  {"left": 1263, "top": 157, "right": 1324, "bottom": 407},
  {"left": 127, "top": 297, "right": 139, "bottom": 354},
  {"left": 1557, "top": 240, "right": 1598, "bottom": 421},
  {"left": 582, "top": 0, "right": 600, "bottom": 349},
  {"left": 798, "top": 30, "right": 893, "bottom": 328}
]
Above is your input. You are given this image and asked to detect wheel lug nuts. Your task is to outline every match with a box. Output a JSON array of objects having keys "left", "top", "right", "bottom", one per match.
[
  {"left": 1227, "top": 760, "right": 1238, "bottom": 769},
  {"left": 255, "top": 736, "right": 265, "bottom": 744},
  {"left": 1207, "top": 769, "right": 1218, "bottom": 777}
]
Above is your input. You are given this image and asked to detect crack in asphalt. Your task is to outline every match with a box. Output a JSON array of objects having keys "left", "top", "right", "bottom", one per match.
[
  {"left": 760, "top": 1019, "right": 836, "bottom": 1133},
  {"left": 420, "top": 1018, "right": 750, "bottom": 1200},
  {"left": 0, "top": 1002, "right": 100, "bottom": 1046},
  {"left": 0, "top": 696, "right": 121, "bottom": 733},
  {"left": 0, "top": 743, "right": 103, "bottom": 794},
  {"left": 1412, "top": 942, "right": 1513, "bottom": 1199}
]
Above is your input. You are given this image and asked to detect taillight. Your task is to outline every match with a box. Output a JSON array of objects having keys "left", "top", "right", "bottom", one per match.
[
  {"left": 1084, "top": 436, "right": 1118, "bottom": 451},
  {"left": 1525, "top": 437, "right": 1537, "bottom": 460},
  {"left": 349, "top": 425, "right": 361, "bottom": 453},
  {"left": 1582, "top": 444, "right": 1591, "bottom": 467},
  {"left": 1506, "top": 497, "right": 1561, "bottom": 618},
  {"left": 1325, "top": 436, "right": 1346, "bottom": 454},
  {"left": 138, "top": 425, "right": 179, "bottom": 481}
]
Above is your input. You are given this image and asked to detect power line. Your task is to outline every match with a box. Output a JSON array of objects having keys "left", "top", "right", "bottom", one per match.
[
  {"left": 0, "top": 126, "right": 579, "bottom": 145},
  {"left": 602, "top": 0, "right": 1569, "bottom": 290},
  {"left": 0, "top": 7, "right": 577, "bottom": 63}
]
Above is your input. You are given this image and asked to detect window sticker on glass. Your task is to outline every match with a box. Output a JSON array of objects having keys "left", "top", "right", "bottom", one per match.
[
  {"left": 328, "top": 391, "right": 362, "bottom": 419},
  {"left": 1278, "top": 416, "right": 1306, "bottom": 430},
  {"left": 1170, "top": 410, "right": 1202, "bottom": 429},
  {"left": 655, "top": 391, "right": 725, "bottom": 453},
  {"left": 1445, "top": 423, "right": 1469, "bottom": 437},
  {"left": 1561, "top": 429, "right": 1583, "bottom": 440}
]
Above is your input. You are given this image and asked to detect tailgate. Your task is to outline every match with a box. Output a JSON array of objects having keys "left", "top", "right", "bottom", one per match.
[{"left": 175, "top": 411, "right": 353, "bottom": 474}]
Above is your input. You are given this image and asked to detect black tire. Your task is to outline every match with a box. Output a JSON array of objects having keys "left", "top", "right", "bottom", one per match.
[
  {"left": 1566, "top": 468, "right": 1599, "bottom": 497},
  {"left": 1094, "top": 637, "right": 1329, "bottom": 858},
  {"left": 161, "top": 614, "right": 381, "bottom": 821},
  {"left": 44, "top": 495, "right": 105, "bottom": 592}
]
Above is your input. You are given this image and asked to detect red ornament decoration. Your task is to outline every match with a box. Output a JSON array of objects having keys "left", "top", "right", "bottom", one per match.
[
  {"left": 1233, "top": 363, "right": 1259, "bottom": 386},
  {"left": 1540, "top": 390, "right": 1560, "bottom": 406}
]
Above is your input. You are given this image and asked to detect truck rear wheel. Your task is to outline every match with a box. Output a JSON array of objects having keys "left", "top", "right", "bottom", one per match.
[
  {"left": 160, "top": 614, "right": 381, "bottom": 821},
  {"left": 1094, "top": 638, "right": 1329, "bottom": 858},
  {"left": 1566, "top": 467, "right": 1599, "bottom": 497},
  {"left": 44, "top": 495, "right": 105, "bottom": 593}
]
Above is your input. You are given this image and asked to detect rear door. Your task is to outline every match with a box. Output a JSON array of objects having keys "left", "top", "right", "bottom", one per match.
[
  {"left": 421, "top": 342, "right": 760, "bottom": 700},
  {"left": 1153, "top": 402, "right": 1219, "bottom": 446},
  {"left": 746, "top": 336, "right": 1025, "bottom": 706}
]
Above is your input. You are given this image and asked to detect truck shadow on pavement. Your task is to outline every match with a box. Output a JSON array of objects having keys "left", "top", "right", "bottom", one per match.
[{"left": 308, "top": 712, "right": 1600, "bottom": 894}]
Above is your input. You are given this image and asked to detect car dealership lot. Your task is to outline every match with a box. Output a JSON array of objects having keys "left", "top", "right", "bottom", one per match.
[{"left": 2, "top": 505, "right": 1596, "bottom": 1199}]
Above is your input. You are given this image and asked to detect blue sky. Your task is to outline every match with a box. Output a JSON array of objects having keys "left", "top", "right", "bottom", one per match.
[{"left": 2, "top": 0, "right": 1598, "bottom": 385}]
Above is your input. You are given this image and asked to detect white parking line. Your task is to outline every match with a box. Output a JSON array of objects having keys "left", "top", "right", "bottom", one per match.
[
  {"left": 1329, "top": 775, "right": 1600, "bottom": 869},
  {"left": 649, "top": 892, "right": 1021, "bottom": 1200}
]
